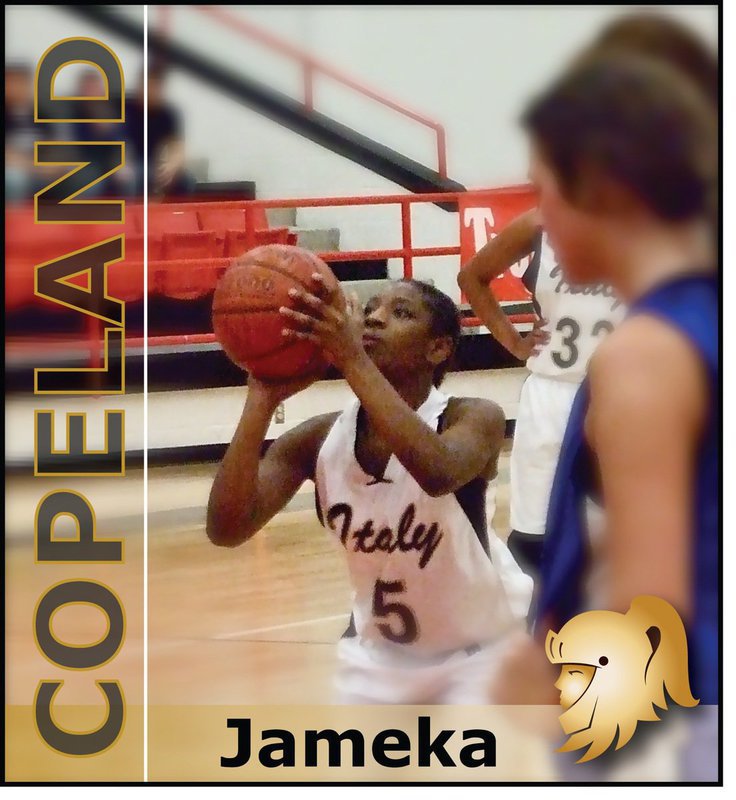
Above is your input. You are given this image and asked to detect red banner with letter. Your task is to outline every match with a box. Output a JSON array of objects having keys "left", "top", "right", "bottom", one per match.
[{"left": 458, "top": 187, "right": 537, "bottom": 312}]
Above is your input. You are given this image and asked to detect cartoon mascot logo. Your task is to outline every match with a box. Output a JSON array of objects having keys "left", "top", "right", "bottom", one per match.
[{"left": 546, "top": 595, "right": 698, "bottom": 763}]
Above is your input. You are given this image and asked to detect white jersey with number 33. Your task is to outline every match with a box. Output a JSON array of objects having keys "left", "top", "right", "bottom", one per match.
[
  {"left": 526, "top": 233, "right": 626, "bottom": 382},
  {"left": 315, "top": 387, "right": 530, "bottom": 658}
]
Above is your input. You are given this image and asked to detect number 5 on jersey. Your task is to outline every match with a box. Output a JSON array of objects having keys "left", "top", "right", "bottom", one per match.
[{"left": 373, "top": 579, "right": 418, "bottom": 644}]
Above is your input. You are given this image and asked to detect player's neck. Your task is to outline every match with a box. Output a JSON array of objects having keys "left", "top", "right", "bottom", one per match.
[
  {"left": 386, "top": 374, "right": 435, "bottom": 411},
  {"left": 607, "top": 218, "right": 714, "bottom": 303},
  {"left": 394, "top": 377, "right": 433, "bottom": 411},
  {"left": 360, "top": 377, "right": 434, "bottom": 441}
]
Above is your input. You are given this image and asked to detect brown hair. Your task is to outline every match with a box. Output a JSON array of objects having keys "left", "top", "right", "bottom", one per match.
[
  {"left": 590, "top": 12, "right": 718, "bottom": 108},
  {"left": 522, "top": 53, "right": 717, "bottom": 222}
]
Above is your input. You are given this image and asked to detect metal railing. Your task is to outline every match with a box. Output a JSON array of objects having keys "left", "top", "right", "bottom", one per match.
[
  {"left": 7, "top": 188, "right": 536, "bottom": 376},
  {"left": 158, "top": 5, "right": 448, "bottom": 178}
]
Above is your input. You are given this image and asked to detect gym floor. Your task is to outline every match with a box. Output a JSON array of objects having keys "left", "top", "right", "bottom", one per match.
[{"left": 6, "top": 446, "right": 511, "bottom": 708}]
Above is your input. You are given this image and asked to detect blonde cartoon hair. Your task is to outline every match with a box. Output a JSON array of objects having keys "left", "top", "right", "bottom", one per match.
[{"left": 546, "top": 595, "right": 698, "bottom": 763}]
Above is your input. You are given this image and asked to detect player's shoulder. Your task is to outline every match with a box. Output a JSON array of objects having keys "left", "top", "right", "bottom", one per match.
[
  {"left": 590, "top": 313, "right": 703, "bottom": 382},
  {"left": 273, "top": 411, "right": 339, "bottom": 457},
  {"left": 504, "top": 208, "right": 543, "bottom": 246},
  {"left": 444, "top": 395, "right": 506, "bottom": 432},
  {"left": 290, "top": 411, "right": 341, "bottom": 444},
  {"left": 588, "top": 314, "right": 707, "bottom": 424},
  {"left": 271, "top": 411, "right": 340, "bottom": 480}
]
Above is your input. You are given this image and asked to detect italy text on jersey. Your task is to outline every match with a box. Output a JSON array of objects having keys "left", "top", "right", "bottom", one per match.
[{"left": 325, "top": 502, "right": 443, "bottom": 570}]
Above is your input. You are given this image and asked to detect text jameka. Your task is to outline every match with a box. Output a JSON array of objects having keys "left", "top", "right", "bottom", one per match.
[{"left": 221, "top": 717, "right": 497, "bottom": 769}]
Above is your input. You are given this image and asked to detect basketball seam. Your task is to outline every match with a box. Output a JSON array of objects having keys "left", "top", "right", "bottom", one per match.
[
  {"left": 246, "top": 338, "right": 303, "bottom": 362},
  {"left": 213, "top": 305, "right": 284, "bottom": 315},
  {"left": 214, "top": 254, "right": 333, "bottom": 313},
  {"left": 234, "top": 257, "right": 330, "bottom": 291},
  {"left": 245, "top": 335, "right": 325, "bottom": 367}
]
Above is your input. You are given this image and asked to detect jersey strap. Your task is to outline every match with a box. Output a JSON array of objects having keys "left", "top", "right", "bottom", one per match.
[
  {"left": 533, "top": 381, "right": 590, "bottom": 633},
  {"left": 631, "top": 273, "right": 718, "bottom": 377},
  {"left": 522, "top": 229, "right": 545, "bottom": 318}
]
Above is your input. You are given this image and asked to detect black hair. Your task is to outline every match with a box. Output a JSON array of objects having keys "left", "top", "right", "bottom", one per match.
[
  {"left": 522, "top": 52, "right": 717, "bottom": 223},
  {"left": 5, "top": 62, "right": 32, "bottom": 78},
  {"left": 148, "top": 59, "right": 168, "bottom": 80},
  {"left": 400, "top": 279, "right": 461, "bottom": 386}
]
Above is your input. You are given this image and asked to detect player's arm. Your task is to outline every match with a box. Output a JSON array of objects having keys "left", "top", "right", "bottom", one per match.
[
  {"left": 457, "top": 208, "right": 548, "bottom": 359},
  {"left": 206, "top": 380, "right": 336, "bottom": 548},
  {"left": 348, "top": 381, "right": 505, "bottom": 496},
  {"left": 156, "top": 107, "right": 186, "bottom": 188},
  {"left": 280, "top": 284, "right": 504, "bottom": 496},
  {"left": 586, "top": 316, "right": 709, "bottom": 622}
]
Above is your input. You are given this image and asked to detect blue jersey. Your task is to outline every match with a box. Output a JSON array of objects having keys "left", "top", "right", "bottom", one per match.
[{"left": 536, "top": 274, "right": 719, "bottom": 704}]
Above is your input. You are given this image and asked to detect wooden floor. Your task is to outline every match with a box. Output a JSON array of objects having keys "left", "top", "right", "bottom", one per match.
[
  {"left": 148, "top": 451, "right": 511, "bottom": 706},
  {"left": 6, "top": 451, "right": 511, "bottom": 708}
]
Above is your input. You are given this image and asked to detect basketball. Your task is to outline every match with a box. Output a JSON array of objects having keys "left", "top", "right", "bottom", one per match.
[{"left": 212, "top": 244, "right": 338, "bottom": 380}]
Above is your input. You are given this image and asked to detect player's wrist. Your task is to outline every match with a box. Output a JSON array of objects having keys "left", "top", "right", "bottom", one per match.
[
  {"left": 339, "top": 347, "right": 373, "bottom": 381},
  {"left": 244, "top": 381, "right": 281, "bottom": 415},
  {"left": 507, "top": 332, "right": 528, "bottom": 359}
]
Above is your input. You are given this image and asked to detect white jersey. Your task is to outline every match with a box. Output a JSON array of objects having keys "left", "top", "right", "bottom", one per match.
[
  {"left": 315, "top": 387, "right": 529, "bottom": 658},
  {"left": 525, "top": 233, "right": 626, "bottom": 382}
]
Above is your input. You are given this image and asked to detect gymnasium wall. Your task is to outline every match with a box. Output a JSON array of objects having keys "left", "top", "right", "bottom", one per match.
[
  {"left": 159, "top": 4, "right": 719, "bottom": 300},
  {"left": 6, "top": 5, "right": 718, "bottom": 300},
  {"left": 4, "top": 4, "right": 719, "bottom": 464}
]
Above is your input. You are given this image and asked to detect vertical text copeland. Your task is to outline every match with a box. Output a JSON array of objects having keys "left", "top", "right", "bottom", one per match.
[{"left": 32, "top": 37, "right": 130, "bottom": 757}]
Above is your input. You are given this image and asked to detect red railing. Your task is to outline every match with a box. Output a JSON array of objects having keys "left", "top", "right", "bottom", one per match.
[
  {"left": 199, "top": 191, "right": 462, "bottom": 278},
  {"left": 158, "top": 6, "right": 448, "bottom": 178},
  {"left": 7, "top": 188, "right": 536, "bottom": 375}
]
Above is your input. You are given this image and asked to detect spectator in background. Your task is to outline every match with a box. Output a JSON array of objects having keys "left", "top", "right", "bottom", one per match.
[
  {"left": 5, "top": 62, "right": 65, "bottom": 202},
  {"left": 124, "top": 63, "right": 194, "bottom": 199},
  {"left": 70, "top": 68, "right": 136, "bottom": 198}
]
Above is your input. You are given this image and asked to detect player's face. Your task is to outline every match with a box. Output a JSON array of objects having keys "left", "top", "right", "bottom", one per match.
[
  {"left": 145, "top": 75, "right": 163, "bottom": 107},
  {"left": 529, "top": 147, "right": 609, "bottom": 285},
  {"left": 361, "top": 285, "right": 440, "bottom": 378},
  {"left": 5, "top": 71, "right": 31, "bottom": 107}
]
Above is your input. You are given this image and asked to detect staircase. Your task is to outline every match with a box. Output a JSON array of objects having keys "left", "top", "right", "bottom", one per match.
[{"left": 65, "top": 5, "right": 465, "bottom": 209}]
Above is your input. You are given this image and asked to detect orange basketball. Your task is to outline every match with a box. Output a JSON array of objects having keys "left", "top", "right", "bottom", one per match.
[{"left": 212, "top": 244, "right": 338, "bottom": 380}]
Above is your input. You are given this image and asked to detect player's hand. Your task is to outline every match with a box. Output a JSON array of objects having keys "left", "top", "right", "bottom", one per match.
[
  {"left": 279, "top": 273, "right": 365, "bottom": 370},
  {"left": 512, "top": 317, "right": 550, "bottom": 360},
  {"left": 156, "top": 159, "right": 177, "bottom": 189},
  {"left": 247, "top": 369, "right": 324, "bottom": 407},
  {"left": 490, "top": 631, "right": 559, "bottom": 705}
]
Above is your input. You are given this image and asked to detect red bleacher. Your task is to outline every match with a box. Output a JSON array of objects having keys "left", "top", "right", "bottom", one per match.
[
  {"left": 6, "top": 188, "right": 539, "bottom": 379},
  {"left": 6, "top": 188, "right": 537, "bottom": 320},
  {"left": 5, "top": 203, "right": 298, "bottom": 309}
]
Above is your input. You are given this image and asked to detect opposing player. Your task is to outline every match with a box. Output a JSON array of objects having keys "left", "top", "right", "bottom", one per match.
[
  {"left": 207, "top": 278, "right": 532, "bottom": 704},
  {"left": 458, "top": 12, "right": 718, "bottom": 582},
  {"left": 458, "top": 197, "right": 624, "bottom": 580},
  {"left": 530, "top": 47, "right": 718, "bottom": 688},
  {"left": 493, "top": 44, "right": 717, "bottom": 779}
]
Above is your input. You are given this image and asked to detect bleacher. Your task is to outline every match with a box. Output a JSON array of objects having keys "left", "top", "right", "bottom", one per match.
[{"left": 5, "top": 203, "right": 300, "bottom": 310}]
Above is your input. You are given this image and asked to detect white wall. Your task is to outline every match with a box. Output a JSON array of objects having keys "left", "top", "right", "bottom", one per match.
[
  {"left": 6, "top": 4, "right": 718, "bottom": 301},
  {"left": 5, "top": 367, "right": 528, "bottom": 461},
  {"left": 5, "top": 5, "right": 145, "bottom": 97},
  {"left": 160, "top": 4, "right": 718, "bottom": 298}
]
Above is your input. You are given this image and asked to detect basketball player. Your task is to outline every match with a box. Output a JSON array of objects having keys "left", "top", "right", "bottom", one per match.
[
  {"left": 531, "top": 47, "right": 718, "bottom": 692},
  {"left": 495, "top": 47, "right": 718, "bottom": 779},
  {"left": 207, "top": 279, "right": 532, "bottom": 704},
  {"left": 458, "top": 213, "right": 623, "bottom": 580}
]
